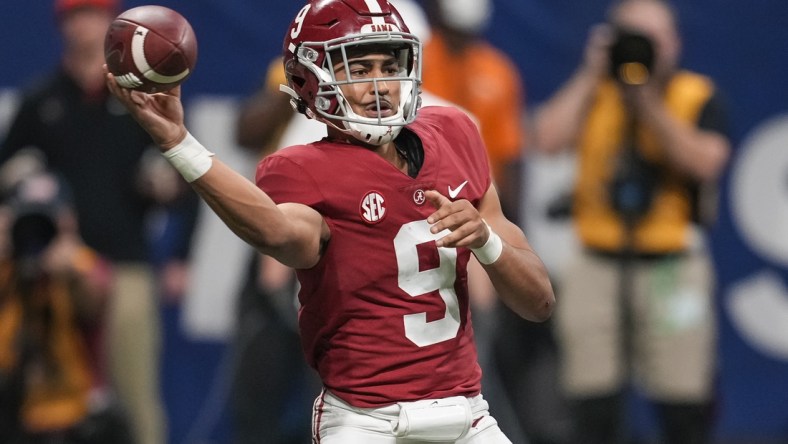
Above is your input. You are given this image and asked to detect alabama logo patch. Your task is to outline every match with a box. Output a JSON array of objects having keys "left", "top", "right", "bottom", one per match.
[{"left": 413, "top": 189, "right": 426, "bottom": 206}]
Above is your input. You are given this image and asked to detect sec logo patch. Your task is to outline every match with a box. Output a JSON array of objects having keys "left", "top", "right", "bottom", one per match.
[{"left": 360, "top": 191, "right": 386, "bottom": 224}]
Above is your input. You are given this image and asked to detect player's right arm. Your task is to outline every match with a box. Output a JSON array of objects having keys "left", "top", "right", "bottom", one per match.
[
  {"left": 104, "top": 67, "right": 328, "bottom": 269},
  {"left": 192, "top": 161, "right": 328, "bottom": 268}
]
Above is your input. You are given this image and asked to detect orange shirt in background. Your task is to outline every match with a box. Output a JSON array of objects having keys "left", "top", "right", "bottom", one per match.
[{"left": 421, "top": 32, "right": 525, "bottom": 184}]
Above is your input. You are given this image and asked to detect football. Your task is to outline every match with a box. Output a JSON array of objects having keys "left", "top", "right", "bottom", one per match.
[{"left": 104, "top": 5, "right": 198, "bottom": 93}]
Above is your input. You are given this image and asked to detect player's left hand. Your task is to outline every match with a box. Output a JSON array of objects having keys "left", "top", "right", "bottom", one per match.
[{"left": 425, "top": 190, "right": 489, "bottom": 249}]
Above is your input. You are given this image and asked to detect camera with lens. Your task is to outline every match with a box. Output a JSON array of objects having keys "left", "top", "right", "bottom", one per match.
[
  {"left": 6, "top": 173, "right": 69, "bottom": 262},
  {"left": 610, "top": 142, "right": 661, "bottom": 225},
  {"left": 609, "top": 28, "right": 655, "bottom": 85},
  {"left": 11, "top": 211, "right": 57, "bottom": 260}
]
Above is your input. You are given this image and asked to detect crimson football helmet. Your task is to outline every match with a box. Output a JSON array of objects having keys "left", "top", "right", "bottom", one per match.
[{"left": 281, "top": 0, "right": 422, "bottom": 145}]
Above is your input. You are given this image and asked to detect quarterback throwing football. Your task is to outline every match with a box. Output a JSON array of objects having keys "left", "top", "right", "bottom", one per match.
[{"left": 105, "top": 0, "right": 554, "bottom": 442}]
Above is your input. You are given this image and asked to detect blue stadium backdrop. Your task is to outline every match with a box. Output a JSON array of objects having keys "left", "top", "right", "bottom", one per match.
[{"left": 1, "top": 1, "right": 787, "bottom": 442}]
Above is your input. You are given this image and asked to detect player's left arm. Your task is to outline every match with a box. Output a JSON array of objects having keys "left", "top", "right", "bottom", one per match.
[{"left": 425, "top": 185, "right": 555, "bottom": 322}]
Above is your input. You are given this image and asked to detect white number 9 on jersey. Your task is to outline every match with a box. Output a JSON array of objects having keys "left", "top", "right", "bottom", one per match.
[{"left": 394, "top": 220, "right": 461, "bottom": 347}]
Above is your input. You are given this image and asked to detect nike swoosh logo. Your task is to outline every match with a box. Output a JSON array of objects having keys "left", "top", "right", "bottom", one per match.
[{"left": 448, "top": 180, "right": 468, "bottom": 199}]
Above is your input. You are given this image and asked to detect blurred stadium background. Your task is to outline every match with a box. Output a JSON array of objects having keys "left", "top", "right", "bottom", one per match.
[{"left": 1, "top": 1, "right": 787, "bottom": 442}]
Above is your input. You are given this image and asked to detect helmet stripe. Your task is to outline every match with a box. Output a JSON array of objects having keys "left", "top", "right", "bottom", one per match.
[
  {"left": 363, "top": 0, "right": 386, "bottom": 25},
  {"left": 364, "top": 0, "right": 382, "bottom": 13}
]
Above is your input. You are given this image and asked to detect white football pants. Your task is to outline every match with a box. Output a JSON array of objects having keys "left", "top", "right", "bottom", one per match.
[{"left": 312, "top": 390, "right": 513, "bottom": 444}]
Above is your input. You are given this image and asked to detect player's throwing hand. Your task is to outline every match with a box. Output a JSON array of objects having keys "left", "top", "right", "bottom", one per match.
[{"left": 103, "top": 64, "right": 187, "bottom": 150}]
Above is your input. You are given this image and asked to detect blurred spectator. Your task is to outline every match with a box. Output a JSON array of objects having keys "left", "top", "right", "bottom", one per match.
[
  {"left": 0, "top": 1, "right": 199, "bottom": 443},
  {"left": 235, "top": 58, "right": 298, "bottom": 157},
  {"left": 0, "top": 172, "right": 133, "bottom": 444},
  {"left": 420, "top": 0, "right": 525, "bottom": 220},
  {"left": 533, "top": 0, "right": 731, "bottom": 442}
]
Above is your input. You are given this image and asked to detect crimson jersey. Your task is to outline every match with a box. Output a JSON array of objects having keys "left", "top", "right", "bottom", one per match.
[{"left": 256, "top": 106, "right": 492, "bottom": 408}]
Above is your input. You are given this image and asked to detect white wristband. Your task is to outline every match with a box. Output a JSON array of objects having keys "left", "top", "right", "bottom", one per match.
[
  {"left": 162, "top": 132, "right": 214, "bottom": 182},
  {"left": 471, "top": 223, "right": 504, "bottom": 265}
]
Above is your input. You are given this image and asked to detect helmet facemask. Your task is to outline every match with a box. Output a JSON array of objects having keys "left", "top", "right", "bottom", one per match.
[{"left": 294, "top": 32, "right": 422, "bottom": 146}]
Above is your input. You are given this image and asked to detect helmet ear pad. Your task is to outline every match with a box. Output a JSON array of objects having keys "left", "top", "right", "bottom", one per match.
[{"left": 286, "top": 46, "right": 349, "bottom": 119}]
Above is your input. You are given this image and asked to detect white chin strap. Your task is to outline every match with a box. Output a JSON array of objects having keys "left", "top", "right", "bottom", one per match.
[{"left": 343, "top": 109, "right": 405, "bottom": 146}]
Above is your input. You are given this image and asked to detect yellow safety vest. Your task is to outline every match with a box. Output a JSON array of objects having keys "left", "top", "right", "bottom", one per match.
[
  {"left": 0, "top": 258, "right": 94, "bottom": 433},
  {"left": 574, "top": 71, "right": 714, "bottom": 253}
]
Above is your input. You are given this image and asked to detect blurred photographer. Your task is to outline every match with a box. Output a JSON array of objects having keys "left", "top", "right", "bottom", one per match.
[
  {"left": 0, "top": 172, "right": 133, "bottom": 444},
  {"left": 533, "top": 0, "right": 730, "bottom": 443}
]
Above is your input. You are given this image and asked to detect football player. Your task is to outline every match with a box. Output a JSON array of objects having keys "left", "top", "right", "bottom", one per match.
[{"left": 105, "top": 1, "right": 554, "bottom": 442}]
